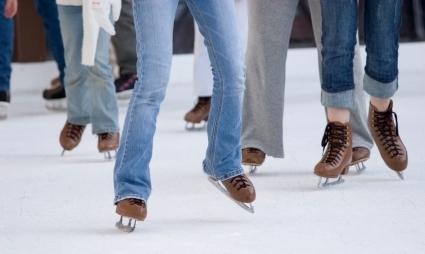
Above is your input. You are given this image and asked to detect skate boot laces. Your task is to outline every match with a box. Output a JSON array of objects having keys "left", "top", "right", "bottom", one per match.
[
  {"left": 230, "top": 175, "right": 251, "bottom": 191},
  {"left": 67, "top": 124, "right": 85, "bottom": 142},
  {"left": 371, "top": 110, "right": 403, "bottom": 158},
  {"left": 128, "top": 198, "right": 146, "bottom": 207},
  {"left": 320, "top": 123, "right": 349, "bottom": 166}
]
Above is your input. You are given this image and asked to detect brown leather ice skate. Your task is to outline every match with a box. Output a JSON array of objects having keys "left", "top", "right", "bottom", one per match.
[
  {"left": 314, "top": 122, "right": 352, "bottom": 187},
  {"left": 368, "top": 101, "right": 408, "bottom": 174},
  {"left": 242, "top": 148, "right": 266, "bottom": 166},
  {"left": 350, "top": 147, "right": 370, "bottom": 174},
  {"left": 116, "top": 198, "right": 147, "bottom": 221},
  {"left": 115, "top": 198, "right": 147, "bottom": 232},
  {"left": 184, "top": 97, "right": 211, "bottom": 124},
  {"left": 59, "top": 121, "right": 86, "bottom": 153},
  {"left": 220, "top": 174, "right": 256, "bottom": 203},
  {"left": 97, "top": 132, "right": 120, "bottom": 152}
]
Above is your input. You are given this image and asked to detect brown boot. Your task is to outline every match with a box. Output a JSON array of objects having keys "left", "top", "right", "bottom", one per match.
[
  {"left": 116, "top": 198, "right": 147, "bottom": 221},
  {"left": 98, "top": 132, "right": 120, "bottom": 152},
  {"left": 184, "top": 97, "right": 211, "bottom": 124},
  {"left": 242, "top": 148, "right": 266, "bottom": 166},
  {"left": 220, "top": 174, "right": 256, "bottom": 203},
  {"left": 351, "top": 147, "right": 370, "bottom": 165},
  {"left": 314, "top": 122, "right": 353, "bottom": 179},
  {"left": 59, "top": 121, "right": 86, "bottom": 152},
  {"left": 368, "top": 101, "right": 408, "bottom": 172}
]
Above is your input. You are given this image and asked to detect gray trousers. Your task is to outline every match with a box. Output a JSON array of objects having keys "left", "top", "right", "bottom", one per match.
[
  {"left": 111, "top": 0, "right": 137, "bottom": 75},
  {"left": 241, "top": 0, "right": 373, "bottom": 158}
]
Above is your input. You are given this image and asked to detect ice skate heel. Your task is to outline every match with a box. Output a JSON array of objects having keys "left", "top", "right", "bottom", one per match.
[
  {"left": 184, "top": 97, "right": 211, "bottom": 131},
  {"left": 115, "top": 199, "right": 147, "bottom": 233},
  {"left": 207, "top": 174, "right": 255, "bottom": 214},
  {"left": 368, "top": 101, "right": 407, "bottom": 180},
  {"left": 350, "top": 147, "right": 370, "bottom": 174},
  {"left": 98, "top": 133, "right": 119, "bottom": 160},
  {"left": 314, "top": 122, "right": 353, "bottom": 188},
  {"left": 242, "top": 148, "right": 266, "bottom": 175}
]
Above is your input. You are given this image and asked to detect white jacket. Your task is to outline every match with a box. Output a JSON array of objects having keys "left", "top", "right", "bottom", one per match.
[{"left": 56, "top": 0, "right": 99, "bottom": 66}]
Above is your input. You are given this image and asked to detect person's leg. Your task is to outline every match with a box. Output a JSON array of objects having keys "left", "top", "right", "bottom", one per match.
[
  {"left": 241, "top": 0, "right": 299, "bottom": 158},
  {"left": 185, "top": 0, "right": 255, "bottom": 206},
  {"left": 58, "top": 5, "right": 90, "bottom": 126},
  {"left": 34, "top": 0, "right": 65, "bottom": 85},
  {"left": 86, "top": 27, "right": 119, "bottom": 135},
  {"left": 363, "top": 0, "right": 407, "bottom": 173},
  {"left": 0, "top": 0, "right": 13, "bottom": 119},
  {"left": 114, "top": 0, "right": 179, "bottom": 204},
  {"left": 111, "top": 0, "right": 138, "bottom": 99},
  {"left": 308, "top": 0, "right": 373, "bottom": 163},
  {"left": 314, "top": 0, "right": 358, "bottom": 186},
  {"left": 185, "top": 0, "right": 248, "bottom": 128},
  {"left": 111, "top": 0, "right": 137, "bottom": 76}
]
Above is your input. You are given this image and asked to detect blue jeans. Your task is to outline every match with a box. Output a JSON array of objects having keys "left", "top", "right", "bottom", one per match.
[
  {"left": 0, "top": 0, "right": 14, "bottom": 92},
  {"left": 58, "top": 5, "right": 119, "bottom": 134},
  {"left": 35, "top": 0, "right": 65, "bottom": 85},
  {"left": 320, "top": 0, "right": 402, "bottom": 109},
  {"left": 114, "top": 0, "right": 245, "bottom": 203}
]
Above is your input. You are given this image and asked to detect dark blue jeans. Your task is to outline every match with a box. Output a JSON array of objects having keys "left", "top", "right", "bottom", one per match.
[
  {"left": 0, "top": 0, "right": 14, "bottom": 92},
  {"left": 34, "top": 0, "right": 65, "bottom": 84},
  {"left": 320, "top": 0, "right": 402, "bottom": 109}
]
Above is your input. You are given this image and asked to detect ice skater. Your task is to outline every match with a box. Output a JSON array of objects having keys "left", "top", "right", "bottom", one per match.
[
  {"left": 241, "top": 0, "right": 373, "bottom": 181},
  {"left": 92, "top": 0, "right": 256, "bottom": 232},
  {"left": 57, "top": 0, "right": 120, "bottom": 160},
  {"left": 314, "top": 0, "right": 408, "bottom": 187}
]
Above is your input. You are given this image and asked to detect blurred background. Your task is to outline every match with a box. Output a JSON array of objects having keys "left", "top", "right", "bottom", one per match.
[{"left": 12, "top": 0, "right": 425, "bottom": 62}]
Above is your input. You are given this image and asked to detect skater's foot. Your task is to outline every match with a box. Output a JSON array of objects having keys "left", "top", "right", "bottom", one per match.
[
  {"left": 0, "top": 90, "right": 10, "bottom": 119},
  {"left": 314, "top": 122, "right": 352, "bottom": 186},
  {"left": 116, "top": 198, "right": 147, "bottom": 221},
  {"left": 368, "top": 100, "right": 407, "bottom": 173},
  {"left": 98, "top": 132, "right": 119, "bottom": 159},
  {"left": 220, "top": 174, "right": 256, "bottom": 203},
  {"left": 242, "top": 148, "right": 265, "bottom": 174},
  {"left": 43, "top": 84, "right": 66, "bottom": 111},
  {"left": 115, "top": 198, "right": 147, "bottom": 232},
  {"left": 60, "top": 121, "right": 86, "bottom": 153},
  {"left": 115, "top": 73, "right": 137, "bottom": 100},
  {"left": 184, "top": 97, "right": 211, "bottom": 130}
]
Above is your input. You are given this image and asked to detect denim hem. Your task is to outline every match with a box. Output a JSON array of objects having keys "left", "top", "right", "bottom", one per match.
[
  {"left": 203, "top": 162, "right": 244, "bottom": 181},
  {"left": 321, "top": 90, "right": 355, "bottom": 110},
  {"left": 363, "top": 74, "right": 398, "bottom": 99},
  {"left": 92, "top": 129, "right": 120, "bottom": 135},
  {"left": 114, "top": 195, "right": 147, "bottom": 205},
  {"left": 68, "top": 119, "right": 90, "bottom": 126}
]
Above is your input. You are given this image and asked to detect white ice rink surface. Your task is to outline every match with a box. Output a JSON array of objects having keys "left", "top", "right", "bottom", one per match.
[{"left": 1, "top": 43, "right": 425, "bottom": 254}]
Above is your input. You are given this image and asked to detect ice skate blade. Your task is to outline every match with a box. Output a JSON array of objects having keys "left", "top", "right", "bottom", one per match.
[
  {"left": 185, "top": 122, "right": 207, "bottom": 131},
  {"left": 317, "top": 176, "right": 345, "bottom": 189},
  {"left": 354, "top": 162, "right": 366, "bottom": 174},
  {"left": 248, "top": 165, "right": 258, "bottom": 175},
  {"left": 0, "top": 103, "right": 9, "bottom": 119},
  {"left": 115, "top": 216, "right": 137, "bottom": 232},
  {"left": 396, "top": 171, "right": 404, "bottom": 180},
  {"left": 207, "top": 176, "right": 254, "bottom": 214},
  {"left": 61, "top": 149, "right": 65, "bottom": 156},
  {"left": 103, "top": 150, "right": 117, "bottom": 160}
]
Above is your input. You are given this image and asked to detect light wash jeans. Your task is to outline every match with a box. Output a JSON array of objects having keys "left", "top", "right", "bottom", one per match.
[
  {"left": 320, "top": 0, "right": 402, "bottom": 109},
  {"left": 58, "top": 5, "right": 119, "bottom": 134},
  {"left": 114, "top": 0, "right": 245, "bottom": 204}
]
